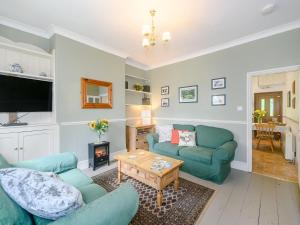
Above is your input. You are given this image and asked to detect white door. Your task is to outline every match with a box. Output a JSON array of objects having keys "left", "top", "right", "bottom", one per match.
[
  {"left": 0, "top": 133, "right": 19, "bottom": 163},
  {"left": 19, "top": 130, "right": 54, "bottom": 161}
]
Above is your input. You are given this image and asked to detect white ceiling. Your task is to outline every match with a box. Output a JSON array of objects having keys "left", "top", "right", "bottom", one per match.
[{"left": 0, "top": 0, "right": 300, "bottom": 69}]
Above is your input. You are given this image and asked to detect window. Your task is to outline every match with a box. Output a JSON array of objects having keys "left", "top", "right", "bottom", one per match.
[
  {"left": 270, "top": 98, "right": 274, "bottom": 117},
  {"left": 260, "top": 99, "right": 265, "bottom": 111}
]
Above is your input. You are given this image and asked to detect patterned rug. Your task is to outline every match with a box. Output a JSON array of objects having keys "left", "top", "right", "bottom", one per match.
[{"left": 92, "top": 168, "right": 215, "bottom": 225}]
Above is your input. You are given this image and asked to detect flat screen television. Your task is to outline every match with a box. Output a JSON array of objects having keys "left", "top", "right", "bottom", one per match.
[{"left": 0, "top": 75, "right": 53, "bottom": 112}]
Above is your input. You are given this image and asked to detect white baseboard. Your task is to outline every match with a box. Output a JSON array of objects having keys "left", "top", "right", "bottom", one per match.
[
  {"left": 77, "top": 160, "right": 89, "bottom": 170},
  {"left": 231, "top": 160, "right": 249, "bottom": 172},
  {"left": 77, "top": 149, "right": 127, "bottom": 170}
]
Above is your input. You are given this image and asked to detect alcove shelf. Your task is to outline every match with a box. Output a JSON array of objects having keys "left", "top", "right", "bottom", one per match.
[{"left": 125, "top": 74, "right": 151, "bottom": 106}]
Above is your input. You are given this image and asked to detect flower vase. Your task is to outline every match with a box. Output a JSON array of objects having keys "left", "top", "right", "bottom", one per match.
[
  {"left": 97, "top": 133, "right": 103, "bottom": 143},
  {"left": 258, "top": 117, "right": 263, "bottom": 123}
]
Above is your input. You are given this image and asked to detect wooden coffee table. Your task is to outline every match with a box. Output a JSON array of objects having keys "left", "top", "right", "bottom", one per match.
[{"left": 115, "top": 150, "right": 184, "bottom": 206}]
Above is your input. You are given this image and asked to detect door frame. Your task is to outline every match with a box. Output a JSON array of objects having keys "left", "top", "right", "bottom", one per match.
[{"left": 246, "top": 65, "right": 300, "bottom": 172}]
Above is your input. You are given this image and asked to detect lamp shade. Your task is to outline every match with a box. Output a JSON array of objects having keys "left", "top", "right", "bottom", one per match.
[
  {"left": 162, "top": 32, "right": 171, "bottom": 42},
  {"left": 142, "top": 25, "right": 151, "bottom": 36},
  {"left": 142, "top": 38, "right": 150, "bottom": 47}
]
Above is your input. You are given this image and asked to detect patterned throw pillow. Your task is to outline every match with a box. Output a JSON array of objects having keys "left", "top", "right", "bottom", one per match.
[
  {"left": 171, "top": 129, "right": 189, "bottom": 144},
  {"left": 178, "top": 131, "right": 196, "bottom": 147},
  {"left": 156, "top": 125, "right": 173, "bottom": 142},
  {"left": 0, "top": 168, "right": 84, "bottom": 220}
]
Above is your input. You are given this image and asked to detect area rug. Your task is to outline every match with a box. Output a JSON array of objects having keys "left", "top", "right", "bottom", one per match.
[{"left": 92, "top": 168, "right": 215, "bottom": 225}]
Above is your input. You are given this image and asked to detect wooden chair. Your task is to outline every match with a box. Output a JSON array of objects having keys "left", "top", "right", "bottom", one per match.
[{"left": 255, "top": 123, "right": 276, "bottom": 152}]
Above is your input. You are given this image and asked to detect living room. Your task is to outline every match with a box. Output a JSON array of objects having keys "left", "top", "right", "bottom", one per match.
[{"left": 0, "top": 1, "right": 299, "bottom": 225}]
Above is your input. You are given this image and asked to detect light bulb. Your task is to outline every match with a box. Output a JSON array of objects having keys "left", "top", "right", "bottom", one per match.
[
  {"left": 162, "top": 32, "right": 171, "bottom": 42},
  {"left": 142, "top": 38, "right": 150, "bottom": 47},
  {"left": 142, "top": 25, "right": 151, "bottom": 36}
]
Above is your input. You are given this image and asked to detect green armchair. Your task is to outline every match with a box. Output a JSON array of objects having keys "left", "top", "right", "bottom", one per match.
[{"left": 0, "top": 153, "right": 139, "bottom": 225}]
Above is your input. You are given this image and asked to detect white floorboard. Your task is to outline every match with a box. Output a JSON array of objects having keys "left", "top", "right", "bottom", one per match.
[{"left": 82, "top": 165, "right": 300, "bottom": 225}]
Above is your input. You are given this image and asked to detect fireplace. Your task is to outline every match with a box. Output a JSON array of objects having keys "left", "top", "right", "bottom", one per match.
[{"left": 88, "top": 142, "right": 110, "bottom": 170}]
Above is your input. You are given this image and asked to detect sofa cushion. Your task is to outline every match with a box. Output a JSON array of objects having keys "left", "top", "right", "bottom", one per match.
[
  {"left": 196, "top": 125, "right": 233, "bottom": 148},
  {"left": 154, "top": 142, "right": 184, "bottom": 156},
  {"left": 33, "top": 216, "right": 52, "bottom": 225},
  {"left": 0, "top": 185, "right": 33, "bottom": 225},
  {"left": 156, "top": 125, "right": 173, "bottom": 142},
  {"left": 179, "top": 146, "right": 213, "bottom": 164},
  {"left": 78, "top": 183, "right": 107, "bottom": 204},
  {"left": 0, "top": 154, "right": 11, "bottom": 169},
  {"left": 14, "top": 152, "right": 78, "bottom": 174},
  {"left": 178, "top": 131, "right": 196, "bottom": 147},
  {"left": 58, "top": 168, "right": 93, "bottom": 188},
  {"left": 173, "top": 124, "right": 195, "bottom": 131}
]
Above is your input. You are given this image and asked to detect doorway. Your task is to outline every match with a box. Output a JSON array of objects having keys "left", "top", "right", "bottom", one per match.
[{"left": 247, "top": 66, "right": 300, "bottom": 183}]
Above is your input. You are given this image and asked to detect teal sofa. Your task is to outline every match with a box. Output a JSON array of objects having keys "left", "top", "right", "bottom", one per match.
[
  {"left": 0, "top": 153, "right": 139, "bottom": 225},
  {"left": 147, "top": 124, "right": 237, "bottom": 184}
]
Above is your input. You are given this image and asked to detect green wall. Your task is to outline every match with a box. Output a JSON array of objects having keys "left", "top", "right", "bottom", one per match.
[
  {"left": 53, "top": 34, "right": 126, "bottom": 160},
  {"left": 0, "top": 26, "right": 127, "bottom": 161},
  {"left": 148, "top": 28, "right": 300, "bottom": 163}
]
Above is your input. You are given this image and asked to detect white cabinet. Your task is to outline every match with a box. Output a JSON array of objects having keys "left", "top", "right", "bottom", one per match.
[
  {"left": 20, "top": 130, "right": 54, "bottom": 161},
  {"left": 0, "top": 124, "right": 58, "bottom": 164},
  {"left": 0, "top": 133, "right": 19, "bottom": 163}
]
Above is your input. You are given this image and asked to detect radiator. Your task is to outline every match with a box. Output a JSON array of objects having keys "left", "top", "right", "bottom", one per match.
[{"left": 283, "top": 131, "right": 295, "bottom": 161}]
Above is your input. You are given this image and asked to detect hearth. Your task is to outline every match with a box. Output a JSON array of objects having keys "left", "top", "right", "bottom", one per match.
[{"left": 88, "top": 142, "right": 110, "bottom": 170}]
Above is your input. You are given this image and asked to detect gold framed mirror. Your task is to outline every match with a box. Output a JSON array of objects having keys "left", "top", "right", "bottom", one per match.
[{"left": 81, "top": 78, "right": 112, "bottom": 109}]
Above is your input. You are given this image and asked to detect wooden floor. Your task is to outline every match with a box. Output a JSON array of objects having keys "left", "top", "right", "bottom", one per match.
[
  {"left": 191, "top": 169, "right": 300, "bottom": 225},
  {"left": 83, "top": 163, "right": 300, "bottom": 225},
  {"left": 252, "top": 138, "right": 298, "bottom": 183}
]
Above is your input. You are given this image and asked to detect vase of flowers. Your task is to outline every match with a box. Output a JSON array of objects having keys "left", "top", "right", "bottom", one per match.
[
  {"left": 88, "top": 119, "right": 109, "bottom": 143},
  {"left": 253, "top": 109, "right": 267, "bottom": 123}
]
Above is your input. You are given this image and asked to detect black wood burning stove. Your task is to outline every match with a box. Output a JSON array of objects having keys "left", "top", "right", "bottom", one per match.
[{"left": 88, "top": 141, "right": 110, "bottom": 170}]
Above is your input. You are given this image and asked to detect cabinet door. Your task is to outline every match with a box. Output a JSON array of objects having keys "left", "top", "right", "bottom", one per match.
[
  {"left": 0, "top": 133, "right": 19, "bottom": 163},
  {"left": 19, "top": 130, "right": 54, "bottom": 161}
]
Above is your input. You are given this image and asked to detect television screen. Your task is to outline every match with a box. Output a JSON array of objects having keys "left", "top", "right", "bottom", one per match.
[{"left": 0, "top": 75, "right": 53, "bottom": 112}]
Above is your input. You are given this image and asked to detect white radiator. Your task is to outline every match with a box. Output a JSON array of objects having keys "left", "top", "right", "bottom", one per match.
[{"left": 283, "top": 131, "right": 295, "bottom": 161}]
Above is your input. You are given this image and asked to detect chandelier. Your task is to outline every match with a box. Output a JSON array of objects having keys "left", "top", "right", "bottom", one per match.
[{"left": 142, "top": 9, "right": 171, "bottom": 47}]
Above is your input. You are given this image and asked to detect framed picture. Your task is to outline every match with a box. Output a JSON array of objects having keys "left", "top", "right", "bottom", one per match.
[
  {"left": 161, "top": 86, "right": 169, "bottom": 95},
  {"left": 212, "top": 77, "right": 226, "bottom": 89},
  {"left": 292, "top": 97, "right": 296, "bottom": 109},
  {"left": 292, "top": 80, "right": 296, "bottom": 94},
  {"left": 179, "top": 85, "right": 198, "bottom": 103},
  {"left": 212, "top": 94, "right": 226, "bottom": 106},
  {"left": 161, "top": 98, "right": 169, "bottom": 107},
  {"left": 287, "top": 91, "right": 291, "bottom": 107}
]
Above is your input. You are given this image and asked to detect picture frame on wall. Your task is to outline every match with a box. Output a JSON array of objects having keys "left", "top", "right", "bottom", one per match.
[
  {"left": 161, "top": 86, "right": 169, "bottom": 95},
  {"left": 292, "top": 80, "right": 296, "bottom": 94},
  {"left": 287, "top": 91, "right": 291, "bottom": 107},
  {"left": 212, "top": 94, "right": 226, "bottom": 106},
  {"left": 179, "top": 85, "right": 198, "bottom": 103},
  {"left": 211, "top": 77, "right": 226, "bottom": 89},
  {"left": 161, "top": 98, "right": 169, "bottom": 107},
  {"left": 292, "top": 97, "right": 296, "bottom": 109}
]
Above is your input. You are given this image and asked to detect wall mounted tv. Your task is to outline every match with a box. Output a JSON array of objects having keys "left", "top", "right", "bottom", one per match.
[{"left": 0, "top": 75, "right": 53, "bottom": 112}]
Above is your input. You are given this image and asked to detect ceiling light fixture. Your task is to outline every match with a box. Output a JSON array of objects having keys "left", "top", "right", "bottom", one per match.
[{"left": 142, "top": 9, "right": 171, "bottom": 47}]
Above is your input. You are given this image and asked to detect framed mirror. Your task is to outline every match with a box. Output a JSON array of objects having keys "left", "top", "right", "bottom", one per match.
[{"left": 81, "top": 78, "right": 112, "bottom": 109}]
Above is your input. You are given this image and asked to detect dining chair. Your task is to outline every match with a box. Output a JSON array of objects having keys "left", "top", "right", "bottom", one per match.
[{"left": 255, "top": 123, "right": 276, "bottom": 152}]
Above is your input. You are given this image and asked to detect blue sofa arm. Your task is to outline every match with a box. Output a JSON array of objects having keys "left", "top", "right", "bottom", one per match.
[
  {"left": 13, "top": 152, "right": 78, "bottom": 174},
  {"left": 147, "top": 133, "right": 159, "bottom": 151},
  {"left": 213, "top": 141, "right": 237, "bottom": 162},
  {"left": 50, "top": 183, "right": 139, "bottom": 225}
]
